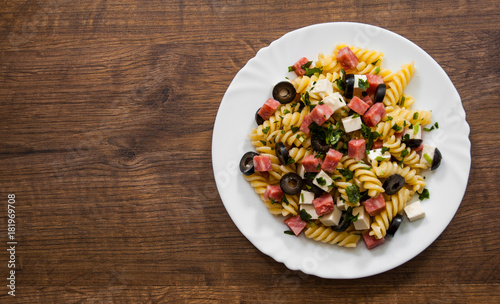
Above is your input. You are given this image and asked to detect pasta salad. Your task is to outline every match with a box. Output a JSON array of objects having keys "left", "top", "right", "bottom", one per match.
[{"left": 239, "top": 44, "right": 441, "bottom": 249}]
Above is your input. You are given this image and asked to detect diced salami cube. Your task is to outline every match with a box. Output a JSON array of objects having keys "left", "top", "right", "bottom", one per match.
[
  {"left": 336, "top": 46, "right": 359, "bottom": 70},
  {"left": 309, "top": 104, "right": 334, "bottom": 126},
  {"left": 363, "top": 102, "right": 386, "bottom": 127},
  {"left": 372, "top": 140, "right": 383, "bottom": 150},
  {"left": 322, "top": 149, "right": 343, "bottom": 173},
  {"left": 366, "top": 74, "right": 384, "bottom": 95},
  {"left": 363, "top": 231, "right": 385, "bottom": 250},
  {"left": 264, "top": 185, "right": 284, "bottom": 202},
  {"left": 362, "top": 95, "right": 374, "bottom": 107},
  {"left": 292, "top": 57, "right": 310, "bottom": 77},
  {"left": 284, "top": 215, "right": 307, "bottom": 236},
  {"left": 257, "top": 98, "right": 281, "bottom": 121},
  {"left": 348, "top": 139, "right": 366, "bottom": 161},
  {"left": 301, "top": 154, "right": 322, "bottom": 172},
  {"left": 362, "top": 194, "right": 386, "bottom": 216},
  {"left": 348, "top": 96, "right": 370, "bottom": 115},
  {"left": 253, "top": 155, "right": 272, "bottom": 172},
  {"left": 312, "top": 193, "right": 335, "bottom": 217},
  {"left": 300, "top": 115, "right": 313, "bottom": 134}
]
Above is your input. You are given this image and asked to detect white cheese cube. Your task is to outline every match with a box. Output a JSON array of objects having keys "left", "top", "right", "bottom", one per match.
[
  {"left": 300, "top": 204, "right": 319, "bottom": 220},
  {"left": 299, "top": 190, "right": 315, "bottom": 205},
  {"left": 319, "top": 207, "right": 342, "bottom": 226},
  {"left": 353, "top": 75, "right": 368, "bottom": 89},
  {"left": 403, "top": 124, "right": 422, "bottom": 140},
  {"left": 312, "top": 170, "right": 334, "bottom": 192},
  {"left": 420, "top": 144, "right": 436, "bottom": 166},
  {"left": 310, "top": 79, "right": 333, "bottom": 97},
  {"left": 404, "top": 200, "right": 425, "bottom": 222},
  {"left": 296, "top": 164, "right": 305, "bottom": 179},
  {"left": 336, "top": 197, "right": 347, "bottom": 211},
  {"left": 322, "top": 92, "right": 346, "bottom": 113},
  {"left": 342, "top": 115, "right": 362, "bottom": 133},
  {"left": 352, "top": 206, "right": 371, "bottom": 230},
  {"left": 367, "top": 148, "right": 391, "bottom": 162}
]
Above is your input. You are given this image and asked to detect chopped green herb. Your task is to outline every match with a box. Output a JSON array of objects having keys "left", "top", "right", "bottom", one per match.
[
  {"left": 316, "top": 177, "right": 326, "bottom": 186},
  {"left": 403, "top": 133, "right": 411, "bottom": 141},
  {"left": 375, "top": 156, "right": 386, "bottom": 161},
  {"left": 423, "top": 153, "right": 433, "bottom": 164},
  {"left": 399, "top": 96, "right": 406, "bottom": 107},
  {"left": 419, "top": 188, "right": 430, "bottom": 200},
  {"left": 387, "top": 116, "right": 393, "bottom": 121},
  {"left": 371, "top": 59, "right": 381, "bottom": 65},
  {"left": 381, "top": 146, "right": 390, "bottom": 154},
  {"left": 283, "top": 109, "right": 290, "bottom": 115},
  {"left": 338, "top": 168, "right": 354, "bottom": 181},
  {"left": 305, "top": 66, "right": 323, "bottom": 77},
  {"left": 391, "top": 123, "right": 402, "bottom": 132},
  {"left": 334, "top": 77, "right": 345, "bottom": 91},
  {"left": 345, "top": 206, "right": 359, "bottom": 223},
  {"left": 358, "top": 78, "right": 370, "bottom": 91},
  {"left": 301, "top": 92, "right": 311, "bottom": 107},
  {"left": 262, "top": 126, "right": 270, "bottom": 134},
  {"left": 361, "top": 123, "right": 381, "bottom": 150},
  {"left": 300, "top": 193, "right": 305, "bottom": 203},
  {"left": 259, "top": 140, "right": 267, "bottom": 146},
  {"left": 301, "top": 61, "right": 313, "bottom": 69},
  {"left": 286, "top": 158, "right": 295, "bottom": 165},
  {"left": 346, "top": 184, "right": 361, "bottom": 204},
  {"left": 281, "top": 130, "right": 285, "bottom": 134},
  {"left": 284, "top": 230, "right": 295, "bottom": 235},
  {"left": 400, "top": 149, "right": 409, "bottom": 158},
  {"left": 413, "top": 112, "right": 419, "bottom": 120},
  {"left": 291, "top": 126, "right": 300, "bottom": 133},
  {"left": 352, "top": 113, "right": 361, "bottom": 118},
  {"left": 270, "top": 198, "right": 277, "bottom": 204},
  {"left": 282, "top": 195, "right": 289, "bottom": 205},
  {"left": 299, "top": 209, "right": 312, "bottom": 222},
  {"left": 374, "top": 66, "right": 381, "bottom": 74},
  {"left": 413, "top": 122, "right": 420, "bottom": 135},
  {"left": 288, "top": 66, "right": 294, "bottom": 72}
]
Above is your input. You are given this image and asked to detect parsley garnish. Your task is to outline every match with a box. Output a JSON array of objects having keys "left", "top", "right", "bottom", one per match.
[
  {"left": 284, "top": 230, "right": 295, "bottom": 235},
  {"left": 358, "top": 78, "right": 370, "bottom": 91},
  {"left": 413, "top": 112, "right": 419, "bottom": 120},
  {"left": 375, "top": 156, "right": 386, "bottom": 161},
  {"left": 262, "top": 126, "right": 270, "bottom": 134},
  {"left": 301, "top": 61, "right": 313, "bottom": 69},
  {"left": 316, "top": 177, "right": 326, "bottom": 186},
  {"left": 345, "top": 207, "right": 359, "bottom": 223},
  {"left": 309, "top": 122, "right": 343, "bottom": 147},
  {"left": 301, "top": 92, "right": 311, "bottom": 107},
  {"left": 387, "top": 116, "right": 393, "bottom": 121},
  {"left": 299, "top": 209, "right": 312, "bottom": 222},
  {"left": 282, "top": 195, "right": 289, "bottom": 205},
  {"left": 399, "top": 96, "right": 406, "bottom": 107},
  {"left": 381, "top": 146, "right": 390, "bottom": 154},
  {"left": 361, "top": 123, "right": 381, "bottom": 150},
  {"left": 338, "top": 168, "right": 354, "bottom": 181},
  {"left": 424, "top": 122, "right": 439, "bottom": 132},
  {"left": 286, "top": 158, "right": 295, "bottom": 165},
  {"left": 305, "top": 66, "right": 323, "bottom": 77},
  {"left": 391, "top": 123, "right": 402, "bottom": 132},
  {"left": 374, "top": 66, "right": 381, "bottom": 74},
  {"left": 300, "top": 193, "right": 305, "bottom": 203},
  {"left": 291, "top": 126, "right": 300, "bottom": 133},
  {"left": 346, "top": 184, "right": 361, "bottom": 204},
  {"left": 413, "top": 122, "right": 420, "bottom": 135},
  {"left": 423, "top": 153, "right": 433, "bottom": 164},
  {"left": 419, "top": 188, "right": 430, "bottom": 200},
  {"left": 259, "top": 140, "right": 267, "bottom": 146},
  {"left": 288, "top": 66, "right": 294, "bottom": 72},
  {"left": 283, "top": 109, "right": 290, "bottom": 115}
]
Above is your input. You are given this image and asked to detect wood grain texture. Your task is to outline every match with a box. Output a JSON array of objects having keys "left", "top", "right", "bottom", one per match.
[{"left": 0, "top": 0, "right": 499, "bottom": 302}]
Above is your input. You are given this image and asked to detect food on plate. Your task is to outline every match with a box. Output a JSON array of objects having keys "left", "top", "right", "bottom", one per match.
[{"left": 240, "top": 44, "right": 441, "bottom": 249}]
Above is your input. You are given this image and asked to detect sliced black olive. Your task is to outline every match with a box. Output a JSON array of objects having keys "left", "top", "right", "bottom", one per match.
[
  {"left": 402, "top": 138, "right": 423, "bottom": 149},
  {"left": 386, "top": 214, "right": 404, "bottom": 236},
  {"left": 272, "top": 81, "right": 297, "bottom": 104},
  {"left": 374, "top": 83, "right": 386, "bottom": 103},
  {"left": 344, "top": 74, "right": 355, "bottom": 99},
  {"left": 383, "top": 174, "right": 405, "bottom": 195},
  {"left": 311, "top": 136, "right": 331, "bottom": 153},
  {"left": 255, "top": 108, "right": 264, "bottom": 125},
  {"left": 331, "top": 211, "right": 350, "bottom": 232},
  {"left": 431, "top": 148, "right": 442, "bottom": 170},
  {"left": 239, "top": 152, "right": 259, "bottom": 176},
  {"left": 280, "top": 173, "right": 303, "bottom": 195},
  {"left": 276, "top": 142, "right": 289, "bottom": 165},
  {"left": 304, "top": 173, "right": 324, "bottom": 196}
]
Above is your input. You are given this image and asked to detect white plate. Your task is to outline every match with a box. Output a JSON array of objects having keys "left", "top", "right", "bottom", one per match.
[{"left": 212, "top": 22, "right": 470, "bottom": 279}]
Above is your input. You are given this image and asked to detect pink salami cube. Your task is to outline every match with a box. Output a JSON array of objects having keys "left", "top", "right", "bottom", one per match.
[
  {"left": 362, "top": 95, "right": 374, "bottom": 107},
  {"left": 292, "top": 57, "right": 310, "bottom": 77},
  {"left": 264, "top": 185, "right": 284, "bottom": 202},
  {"left": 366, "top": 74, "right": 384, "bottom": 95},
  {"left": 363, "top": 102, "right": 386, "bottom": 127},
  {"left": 322, "top": 149, "right": 343, "bottom": 173},
  {"left": 301, "top": 154, "right": 322, "bottom": 172},
  {"left": 348, "top": 139, "right": 366, "bottom": 161},
  {"left": 363, "top": 232, "right": 385, "bottom": 250},
  {"left": 312, "top": 193, "right": 334, "bottom": 217},
  {"left": 257, "top": 98, "right": 281, "bottom": 121},
  {"left": 284, "top": 215, "right": 307, "bottom": 236},
  {"left": 362, "top": 194, "right": 386, "bottom": 216},
  {"left": 253, "top": 155, "right": 272, "bottom": 172},
  {"left": 300, "top": 115, "right": 313, "bottom": 134},
  {"left": 372, "top": 140, "right": 383, "bottom": 150},
  {"left": 309, "top": 104, "right": 334, "bottom": 126},
  {"left": 336, "top": 47, "right": 359, "bottom": 70},
  {"left": 348, "top": 96, "right": 370, "bottom": 115}
]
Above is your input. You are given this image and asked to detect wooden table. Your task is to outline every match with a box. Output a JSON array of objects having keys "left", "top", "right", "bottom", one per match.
[{"left": 1, "top": 0, "right": 499, "bottom": 302}]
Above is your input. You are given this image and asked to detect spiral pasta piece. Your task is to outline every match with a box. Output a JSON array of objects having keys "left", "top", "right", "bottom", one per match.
[
  {"left": 369, "top": 187, "right": 412, "bottom": 239},
  {"left": 334, "top": 44, "right": 384, "bottom": 68},
  {"left": 314, "top": 52, "right": 343, "bottom": 74},
  {"left": 371, "top": 160, "right": 426, "bottom": 193},
  {"left": 384, "top": 135, "right": 429, "bottom": 170},
  {"left": 385, "top": 105, "right": 432, "bottom": 126},
  {"left": 383, "top": 62, "right": 415, "bottom": 107},
  {"left": 341, "top": 156, "right": 385, "bottom": 198},
  {"left": 305, "top": 223, "right": 361, "bottom": 247}
]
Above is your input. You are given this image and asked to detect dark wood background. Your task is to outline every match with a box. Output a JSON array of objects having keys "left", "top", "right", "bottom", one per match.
[{"left": 0, "top": 0, "right": 499, "bottom": 302}]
